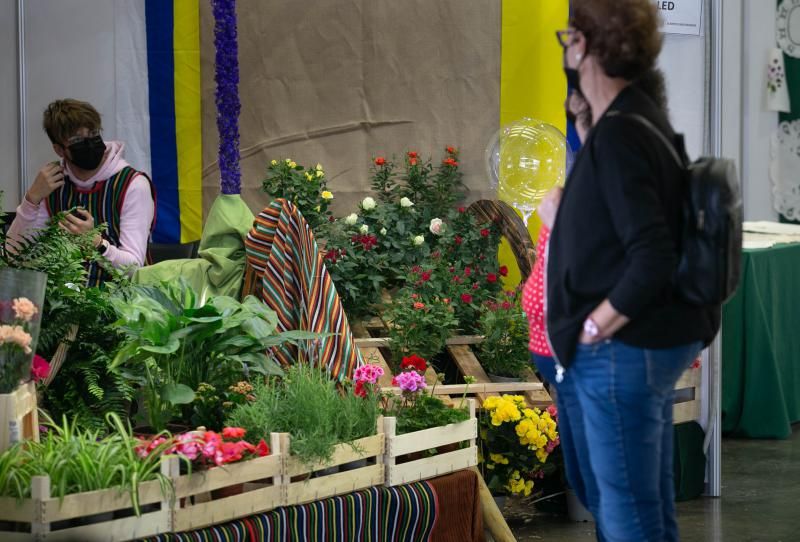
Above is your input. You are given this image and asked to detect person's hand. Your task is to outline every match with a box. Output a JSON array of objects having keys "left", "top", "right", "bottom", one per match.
[
  {"left": 59, "top": 208, "right": 95, "bottom": 236},
  {"left": 538, "top": 187, "right": 563, "bottom": 229},
  {"left": 26, "top": 163, "right": 65, "bottom": 205}
]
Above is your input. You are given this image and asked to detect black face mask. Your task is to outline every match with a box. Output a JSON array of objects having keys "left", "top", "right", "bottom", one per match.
[
  {"left": 67, "top": 135, "right": 106, "bottom": 171},
  {"left": 564, "top": 66, "right": 581, "bottom": 92}
]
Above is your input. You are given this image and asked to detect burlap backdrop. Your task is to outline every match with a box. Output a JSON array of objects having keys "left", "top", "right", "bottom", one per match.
[{"left": 200, "top": 0, "right": 501, "bottom": 217}]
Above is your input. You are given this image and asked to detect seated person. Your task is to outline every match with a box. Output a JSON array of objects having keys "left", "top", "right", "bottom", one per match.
[{"left": 7, "top": 99, "right": 155, "bottom": 285}]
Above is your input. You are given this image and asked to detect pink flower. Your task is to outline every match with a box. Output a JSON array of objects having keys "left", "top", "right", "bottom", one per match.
[
  {"left": 392, "top": 371, "right": 427, "bottom": 393},
  {"left": 12, "top": 297, "right": 38, "bottom": 322},
  {"left": 0, "top": 325, "right": 33, "bottom": 354},
  {"left": 547, "top": 404, "right": 558, "bottom": 418},
  {"left": 256, "top": 439, "right": 270, "bottom": 457},
  {"left": 354, "top": 364, "right": 385, "bottom": 384},
  {"left": 222, "top": 427, "right": 246, "bottom": 439},
  {"left": 31, "top": 355, "right": 50, "bottom": 382}
]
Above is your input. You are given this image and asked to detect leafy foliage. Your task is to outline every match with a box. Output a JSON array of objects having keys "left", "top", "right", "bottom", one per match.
[
  {"left": 261, "top": 159, "right": 332, "bottom": 231},
  {"left": 476, "top": 290, "right": 530, "bottom": 378},
  {"left": 0, "top": 413, "right": 174, "bottom": 514},
  {"left": 226, "top": 364, "right": 381, "bottom": 466},
  {"left": 109, "top": 280, "right": 310, "bottom": 431},
  {"left": 389, "top": 394, "right": 469, "bottom": 435}
]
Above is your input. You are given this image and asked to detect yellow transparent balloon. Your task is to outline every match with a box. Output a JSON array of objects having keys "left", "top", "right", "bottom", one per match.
[{"left": 486, "top": 118, "right": 571, "bottom": 223}]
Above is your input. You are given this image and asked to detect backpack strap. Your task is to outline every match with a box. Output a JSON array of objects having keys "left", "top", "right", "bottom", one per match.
[{"left": 606, "top": 110, "right": 686, "bottom": 168}]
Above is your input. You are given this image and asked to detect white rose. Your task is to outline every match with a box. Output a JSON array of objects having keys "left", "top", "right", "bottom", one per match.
[
  {"left": 344, "top": 213, "right": 358, "bottom": 225},
  {"left": 359, "top": 224, "right": 369, "bottom": 234},
  {"left": 380, "top": 227, "right": 387, "bottom": 235},
  {"left": 429, "top": 218, "right": 444, "bottom": 236},
  {"left": 361, "top": 197, "right": 377, "bottom": 211},
  {"left": 400, "top": 197, "right": 414, "bottom": 208},
  {"left": 413, "top": 235, "right": 425, "bottom": 246}
]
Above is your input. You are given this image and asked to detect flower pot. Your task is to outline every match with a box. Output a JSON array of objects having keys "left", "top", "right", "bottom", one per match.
[
  {"left": 566, "top": 487, "right": 594, "bottom": 523},
  {"left": 0, "top": 269, "right": 46, "bottom": 394},
  {"left": 487, "top": 373, "right": 522, "bottom": 383}
]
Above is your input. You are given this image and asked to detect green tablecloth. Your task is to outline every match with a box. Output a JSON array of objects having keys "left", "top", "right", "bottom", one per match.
[{"left": 722, "top": 243, "right": 800, "bottom": 438}]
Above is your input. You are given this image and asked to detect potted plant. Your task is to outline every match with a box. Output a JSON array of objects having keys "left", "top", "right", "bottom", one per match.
[
  {"left": 109, "top": 280, "right": 314, "bottom": 432},
  {"left": 226, "top": 364, "right": 381, "bottom": 469},
  {"left": 477, "top": 290, "right": 530, "bottom": 381},
  {"left": 385, "top": 294, "right": 458, "bottom": 365},
  {"left": 0, "top": 268, "right": 46, "bottom": 394},
  {"left": 479, "top": 394, "right": 560, "bottom": 507},
  {"left": 262, "top": 158, "right": 333, "bottom": 232}
]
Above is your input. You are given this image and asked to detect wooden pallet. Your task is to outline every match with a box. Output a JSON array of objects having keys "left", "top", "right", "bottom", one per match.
[
  {"left": 0, "top": 464, "right": 172, "bottom": 541},
  {"left": 0, "top": 381, "right": 39, "bottom": 454},
  {"left": 352, "top": 317, "right": 553, "bottom": 410},
  {"left": 384, "top": 399, "right": 478, "bottom": 486}
]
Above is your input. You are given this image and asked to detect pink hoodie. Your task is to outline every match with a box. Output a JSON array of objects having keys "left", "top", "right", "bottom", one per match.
[{"left": 7, "top": 141, "right": 155, "bottom": 269}]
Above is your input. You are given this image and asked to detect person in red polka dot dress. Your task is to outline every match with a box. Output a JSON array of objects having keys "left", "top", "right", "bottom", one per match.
[{"left": 521, "top": 89, "right": 604, "bottom": 528}]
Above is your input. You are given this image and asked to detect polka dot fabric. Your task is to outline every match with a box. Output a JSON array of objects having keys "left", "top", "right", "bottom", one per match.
[{"left": 522, "top": 227, "right": 552, "bottom": 356}]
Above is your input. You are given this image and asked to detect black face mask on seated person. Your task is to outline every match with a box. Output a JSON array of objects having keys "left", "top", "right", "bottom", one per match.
[{"left": 67, "top": 135, "right": 107, "bottom": 171}]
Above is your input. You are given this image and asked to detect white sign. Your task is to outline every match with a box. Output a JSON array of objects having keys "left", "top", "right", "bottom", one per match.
[{"left": 655, "top": 0, "right": 703, "bottom": 36}]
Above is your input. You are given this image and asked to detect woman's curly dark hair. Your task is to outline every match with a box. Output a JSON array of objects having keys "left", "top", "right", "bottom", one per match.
[{"left": 572, "top": 0, "right": 663, "bottom": 81}]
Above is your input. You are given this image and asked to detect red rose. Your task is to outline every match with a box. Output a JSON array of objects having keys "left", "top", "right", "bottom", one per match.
[
  {"left": 401, "top": 354, "right": 428, "bottom": 372},
  {"left": 407, "top": 151, "right": 418, "bottom": 159},
  {"left": 442, "top": 158, "right": 458, "bottom": 167},
  {"left": 449, "top": 266, "right": 455, "bottom": 273},
  {"left": 411, "top": 265, "right": 422, "bottom": 274},
  {"left": 409, "top": 157, "right": 418, "bottom": 166},
  {"left": 480, "top": 228, "right": 489, "bottom": 237},
  {"left": 414, "top": 302, "right": 426, "bottom": 310},
  {"left": 222, "top": 427, "right": 246, "bottom": 439},
  {"left": 461, "top": 293, "right": 473, "bottom": 304},
  {"left": 421, "top": 271, "right": 432, "bottom": 282},
  {"left": 446, "top": 146, "right": 457, "bottom": 154},
  {"left": 411, "top": 293, "right": 418, "bottom": 299},
  {"left": 324, "top": 249, "right": 338, "bottom": 263},
  {"left": 458, "top": 206, "right": 466, "bottom": 213},
  {"left": 464, "top": 266, "right": 472, "bottom": 277},
  {"left": 454, "top": 235, "right": 463, "bottom": 245},
  {"left": 499, "top": 265, "right": 509, "bottom": 277},
  {"left": 255, "top": 439, "right": 271, "bottom": 457},
  {"left": 502, "top": 301, "right": 512, "bottom": 310},
  {"left": 472, "top": 282, "right": 479, "bottom": 290},
  {"left": 487, "top": 273, "right": 498, "bottom": 283},
  {"left": 374, "top": 157, "right": 387, "bottom": 166}
]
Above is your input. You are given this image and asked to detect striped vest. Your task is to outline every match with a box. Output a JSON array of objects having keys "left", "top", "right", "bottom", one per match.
[{"left": 45, "top": 166, "right": 154, "bottom": 286}]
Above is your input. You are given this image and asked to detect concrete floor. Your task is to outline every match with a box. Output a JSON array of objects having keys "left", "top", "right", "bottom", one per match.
[{"left": 509, "top": 426, "right": 800, "bottom": 541}]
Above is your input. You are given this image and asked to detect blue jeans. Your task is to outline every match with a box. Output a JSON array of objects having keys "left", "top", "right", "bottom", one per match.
[
  {"left": 533, "top": 354, "right": 605, "bottom": 541},
  {"left": 570, "top": 340, "right": 701, "bottom": 542}
]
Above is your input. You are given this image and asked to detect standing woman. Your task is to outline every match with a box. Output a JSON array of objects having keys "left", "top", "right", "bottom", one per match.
[{"left": 547, "top": 1, "right": 719, "bottom": 541}]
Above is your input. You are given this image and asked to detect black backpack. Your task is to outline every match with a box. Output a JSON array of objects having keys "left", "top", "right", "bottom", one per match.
[{"left": 609, "top": 112, "right": 743, "bottom": 306}]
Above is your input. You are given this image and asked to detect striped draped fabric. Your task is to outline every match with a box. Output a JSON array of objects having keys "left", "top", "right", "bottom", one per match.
[
  {"left": 244, "top": 199, "right": 363, "bottom": 381},
  {"left": 143, "top": 482, "right": 437, "bottom": 542}
]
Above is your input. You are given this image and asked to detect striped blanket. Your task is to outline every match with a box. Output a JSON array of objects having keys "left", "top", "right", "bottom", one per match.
[
  {"left": 143, "top": 482, "right": 437, "bottom": 541},
  {"left": 244, "top": 198, "right": 363, "bottom": 381}
]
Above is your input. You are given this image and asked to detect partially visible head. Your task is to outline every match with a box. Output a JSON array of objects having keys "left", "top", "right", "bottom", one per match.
[
  {"left": 567, "top": 0, "right": 663, "bottom": 81},
  {"left": 43, "top": 99, "right": 102, "bottom": 147}
]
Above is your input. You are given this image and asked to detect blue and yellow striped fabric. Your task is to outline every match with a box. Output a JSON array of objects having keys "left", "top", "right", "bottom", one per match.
[{"left": 144, "top": 0, "right": 202, "bottom": 244}]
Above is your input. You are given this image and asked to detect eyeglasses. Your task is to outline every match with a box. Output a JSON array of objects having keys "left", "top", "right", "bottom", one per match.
[
  {"left": 556, "top": 29, "right": 576, "bottom": 48},
  {"left": 65, "top": 129, "right": 101, "bottom": 147}
]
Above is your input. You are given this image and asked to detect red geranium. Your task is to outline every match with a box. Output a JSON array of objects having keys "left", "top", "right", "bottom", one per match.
[
  {"left": 480, "top": 228, "right": 489, "bottom": 237},
  {"left": 487, "top": 273, "right": 498, "bottom": 283},
  {"left": 222, "top": 427, "right": 246, "bottom": 439},
  {"left": 374, "top": 157, "right": 386, "bottom": 166},
  {"left": 499, "top": 265, "right": 509, "bottom": 277},
  {"left": 401, "top": 354, "right": 427, "bottom": 372},
  {"left": 461, "top": 293, "right": 473, "bottom": 304},
  {"left": 31, "top": 355, "right": 50, "bottom": 383}
]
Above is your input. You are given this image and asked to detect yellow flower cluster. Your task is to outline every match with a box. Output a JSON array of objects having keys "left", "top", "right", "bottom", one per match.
[
  {"left": 483, "top": 395, "right": 525, "bottom": 426},
  {"left": 516, "top": 408, "right": 558, "bottom": 454},
  {"left": 505, "top": 470, "right": 535, "bottom": 496}
]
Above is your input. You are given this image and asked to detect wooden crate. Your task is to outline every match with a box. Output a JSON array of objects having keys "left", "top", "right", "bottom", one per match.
[
  {"left": 673, "top": 367, "right": 702, "bottom": 424},
  {"left": 0, "top": 464, "right": 172, "bottom": 541},
  {"left": 169, "top": 434, "right": 284, "bottom": 533},
  {"left": 0, "top": 381, "right": 39, "bottom": 453},
  {"left": 383, "top": 399, "right": 478, "bottom": 486},
  {"left": 280, "top": 429, "right": 385, "bottom": 507}
]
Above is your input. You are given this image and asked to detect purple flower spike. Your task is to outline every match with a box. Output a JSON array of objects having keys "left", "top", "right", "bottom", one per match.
[{"left": 212, "top": 0, "right": 242, "bottom": 195}]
